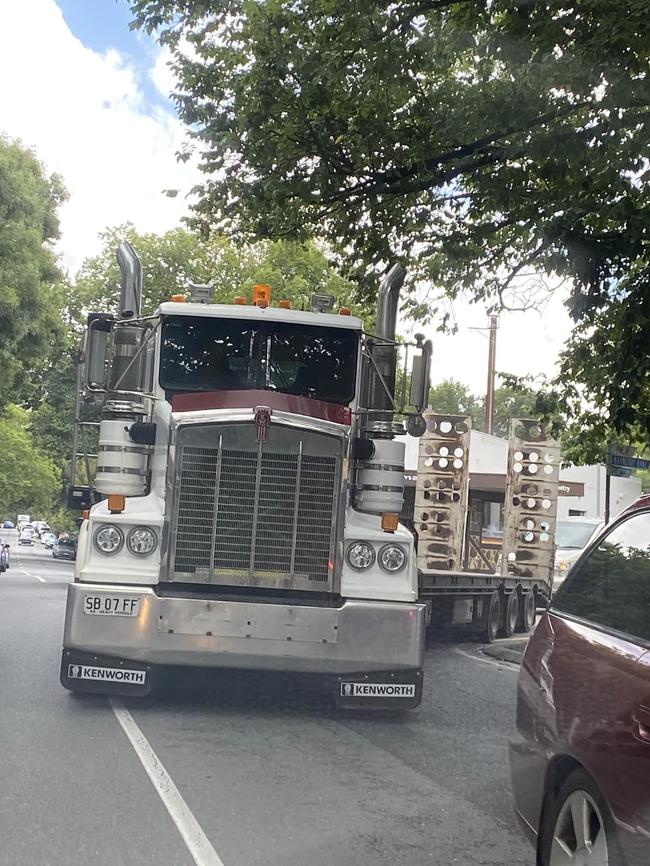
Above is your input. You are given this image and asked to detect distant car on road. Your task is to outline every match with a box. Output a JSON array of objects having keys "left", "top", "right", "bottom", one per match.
[
  {"left": 19, "top": 528, "right": 35, "bottom": 546},
  {"left": 553, "top": 516, "right": 602, "bottom": 591},
  {"left": 52, "top": 537, "right": 76, "bottom": 561},
  {"left": 41, "top": 532, "right": 57, "bottom": 549},
  {"left": 510, "top": 494, "right": 650, "bottom": 866},
  {"left": 32, "top": 521, "right": 48, "bottom": 538},
  {"left": 3, "top": 519, "right": 14, "bottom": 529}
]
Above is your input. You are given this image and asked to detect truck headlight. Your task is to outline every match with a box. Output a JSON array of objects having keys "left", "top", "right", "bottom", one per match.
[
  {"left": 378, "top": 544, "right": 407, "bottom": 573},
  {"left": 346, "top": 542, "right": 375, "bottom": 570},
  {"left": 127, "top": 526, "right": 158, "bottom": 556},
  {"left": 94, "top": 524, "right": 124, "bottom": 555}
]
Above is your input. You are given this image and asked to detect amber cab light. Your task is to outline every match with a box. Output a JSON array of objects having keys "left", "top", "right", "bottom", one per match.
[
  {"left": 233, "top": 296, "right": 246, "bottom": 305},
  {"left": 278, "top": 299, "right": 292, "bottom": 309},
  {"left": 253, "top": 283, "right": 272, "bottom": 306},
  {"left": 381, "top": 513, "right": 399, "bottom": 533},
  {"left": 107, "top": 494, "right": 126, "bottom": 514},
  {"left": 339, "top": 307, "right": 351, "bottom": 316},
  {"left": 170, "top": 293, "right": 186, "bottom": 303}
]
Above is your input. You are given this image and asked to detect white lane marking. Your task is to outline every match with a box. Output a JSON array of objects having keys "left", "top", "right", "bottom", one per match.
[
  {"left": 454, "top": 647, "right": 519, "bottom": 672},
  {"left": 17, "top": 565, "right": 47, "bottom": 582},
  {"left": 13, "top": 544, "right": 51, "bottom": 581},
  {"left": 110, "top": 699, "right": 226, "bottom": 866}
]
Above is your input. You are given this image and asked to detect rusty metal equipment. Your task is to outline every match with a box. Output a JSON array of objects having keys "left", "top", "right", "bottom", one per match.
[
  {"left": 501, "top": 419, "right": 560, "bottom": 594},
  {"left": 414, "top": 413, "right": 471, "bottom": 572}
]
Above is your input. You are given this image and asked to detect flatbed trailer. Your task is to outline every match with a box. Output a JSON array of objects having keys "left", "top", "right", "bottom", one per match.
[{"left": 418, "top": 568, "right": 542, "bottom": 642}]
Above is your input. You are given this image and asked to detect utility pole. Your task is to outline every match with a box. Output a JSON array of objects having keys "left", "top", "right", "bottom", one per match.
[{"left": 485, "top": 315, "right": 498, "bottom": 435}]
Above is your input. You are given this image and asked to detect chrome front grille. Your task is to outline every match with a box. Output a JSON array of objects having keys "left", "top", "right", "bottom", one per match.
[{"left": 170, "top": 423, "right": 342, "bottom": 591}]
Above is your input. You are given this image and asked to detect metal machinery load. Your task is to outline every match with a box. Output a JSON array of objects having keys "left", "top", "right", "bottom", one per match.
[{"left": 414, "top": 412, "right": 560, "bottom": 642}]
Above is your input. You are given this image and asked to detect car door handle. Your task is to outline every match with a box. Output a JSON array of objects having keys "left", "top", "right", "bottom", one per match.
[{"left": 632, "top": 706, "right": 650, "bottom": 743}]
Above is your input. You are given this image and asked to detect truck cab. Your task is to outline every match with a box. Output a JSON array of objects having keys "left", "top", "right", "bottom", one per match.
[{"left": 61, "top": 247, "right": 430, "bottom": 708}]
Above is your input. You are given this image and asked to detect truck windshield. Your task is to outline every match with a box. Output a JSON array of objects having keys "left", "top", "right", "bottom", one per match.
[{"left": 160, "top": 315, "right": 358, "bottom": 405}]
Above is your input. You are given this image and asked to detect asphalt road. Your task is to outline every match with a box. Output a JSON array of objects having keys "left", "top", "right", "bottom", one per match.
[{"left": 0, "top": 530, "right": 532, "bottom": 866}]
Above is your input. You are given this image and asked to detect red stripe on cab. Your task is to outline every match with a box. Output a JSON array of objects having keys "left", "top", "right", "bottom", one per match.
[{"left": 170, "top": 389, "right": 352, "bottom": 425}]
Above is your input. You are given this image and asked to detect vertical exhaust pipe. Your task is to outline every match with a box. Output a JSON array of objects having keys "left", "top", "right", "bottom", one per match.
[
  {"left": 116, "top": 241, "right": 142, "bottom": 319},
  {"left": 111, "top": 242, "right": 144, "bottom": 400},
  {"left": 367, "top": 264, "right": 406, "bottom": 433}
]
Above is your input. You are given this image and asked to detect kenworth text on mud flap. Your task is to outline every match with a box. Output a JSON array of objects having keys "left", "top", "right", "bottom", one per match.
[{"left": 61, "top": 244, "right": 431, "bottom": 708}]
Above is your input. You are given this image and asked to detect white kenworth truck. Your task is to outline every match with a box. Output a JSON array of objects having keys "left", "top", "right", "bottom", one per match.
[{"left": 61, "top": 244, "right": 432, "bottom": 709}]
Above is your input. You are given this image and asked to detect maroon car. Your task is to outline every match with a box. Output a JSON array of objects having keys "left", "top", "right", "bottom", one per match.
[{"left": 510, "top": 494, "right": 650, "bottom": 866}]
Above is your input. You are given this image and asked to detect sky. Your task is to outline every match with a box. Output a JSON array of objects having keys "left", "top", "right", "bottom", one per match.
[{"left": 0, "top": 0, "right": 573, "bottom": 397}]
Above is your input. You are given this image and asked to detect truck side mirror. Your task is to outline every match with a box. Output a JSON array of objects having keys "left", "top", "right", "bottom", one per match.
[
  {"left": 84, "top": 313, "right": 114, "bottom": 389},
  {"left": 409, "top": 339, "right": 432, "bottom": 413}
]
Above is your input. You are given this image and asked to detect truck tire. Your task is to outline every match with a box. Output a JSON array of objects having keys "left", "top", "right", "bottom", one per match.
[
  {"left": 499, "top": 590, "right": 519, "bottom": 638},
  {"left": 480, "top": 591, "right": 501, "bottom": 643},
  {"left": 517, "top": 590, "right": 536, "bottom": 633}
]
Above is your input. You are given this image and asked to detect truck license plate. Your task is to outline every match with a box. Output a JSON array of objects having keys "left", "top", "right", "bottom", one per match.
[{"left": 83, "top": 595, "right": 141, "bottom": 617}]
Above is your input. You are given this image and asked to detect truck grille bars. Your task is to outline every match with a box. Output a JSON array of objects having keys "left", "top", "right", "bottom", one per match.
[{"left": 170, "top": 423, "right": 341, "bottom": 592}]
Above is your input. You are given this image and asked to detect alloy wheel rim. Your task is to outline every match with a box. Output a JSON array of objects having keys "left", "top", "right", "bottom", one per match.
[{"left": 549, "top": 790, "right": 608, "bottom": 866}]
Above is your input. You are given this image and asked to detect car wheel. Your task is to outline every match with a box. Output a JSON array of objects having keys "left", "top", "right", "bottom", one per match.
[
  {"left": 499, "top": 591, "right": 519, "bottom": 638},
  {"left": 516, "top": 590, "right": 536, "bottom": 633},
  {"left": 480, "top": 591, "right": 501, "bottom": 643},
  {"left": 540, "top": 768, "right": 617, "bottom": 866}
]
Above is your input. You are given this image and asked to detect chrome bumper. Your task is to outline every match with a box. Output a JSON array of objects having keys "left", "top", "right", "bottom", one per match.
[{"left": 63, "top": 583, "right": 425, "bottom": 674}]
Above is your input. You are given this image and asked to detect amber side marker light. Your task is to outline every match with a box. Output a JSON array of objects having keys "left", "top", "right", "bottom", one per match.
[
  {"left": 82, "top": 510, "right": 90, "bottom": 520},
  {"left": 108, "top": 494, "right": 126, "bottom": 514},
  {"left": 381, "top": 513, "right": 399, "bottom": 533}
]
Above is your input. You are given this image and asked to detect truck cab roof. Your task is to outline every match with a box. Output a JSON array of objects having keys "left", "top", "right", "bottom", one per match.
[{"left": 156, "top": 301, "right": 363, "bottom": 331}]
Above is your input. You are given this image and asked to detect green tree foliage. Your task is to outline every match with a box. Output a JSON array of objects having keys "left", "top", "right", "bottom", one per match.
[
  {"left": 491, "top": 384, "right": 541, "bottom": 439},
  {"left": 70, "top": 224, "right": 371, "bottom": 324},
  {"left": 131, "top": 0, "right": 650, "bottom": 448},
  {"left": 0, "top": 405, "right": 60, "bottom": 518},
  {"left": 429, "top": 380, "right": 481, "bottom": 424},
  {"left": 0, "top": 136, "right": 67, "bottom": 407},
  {"left": 425, "top": 379, "right": 543, "bottom": 437}
]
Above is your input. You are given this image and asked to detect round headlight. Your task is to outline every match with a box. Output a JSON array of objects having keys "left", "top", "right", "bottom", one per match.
[
  {"left": 378, "top": 544, "right": 407, "bottom": 573},
  {"left": 127, "top": 526, "right": 158, "bottom": 556},
  {"left": 346, "top": 542, "right": 375, "bottom": 570},
  {"left": 94, "top": 524, "right": 124, "bottom": 555}
]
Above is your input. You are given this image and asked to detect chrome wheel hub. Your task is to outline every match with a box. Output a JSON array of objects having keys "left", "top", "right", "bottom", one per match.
[{"left": 549, "top": 790, "right": 608, "bottom": 866}]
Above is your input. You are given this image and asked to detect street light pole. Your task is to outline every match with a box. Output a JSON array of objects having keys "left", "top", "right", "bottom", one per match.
[{"left": 485, "top": 315, "right": 498, "bottom": 435}]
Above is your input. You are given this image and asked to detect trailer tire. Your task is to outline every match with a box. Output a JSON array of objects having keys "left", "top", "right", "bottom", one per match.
[
  {"left": 480, "top": 591, "right": 501, "bottom": 643},
  {"left": 500, "top": 590, "right": 519, "bottom": 638},
  {"left": 517, "top": 590, "right": 536, "bottom": 633}
]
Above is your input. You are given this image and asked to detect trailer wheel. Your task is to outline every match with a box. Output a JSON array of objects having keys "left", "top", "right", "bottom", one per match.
[
  {"left": 480, "top": 591, "right": 501, "bottom": 643},
  {"left": 517, "top": 590, "right": 536, "bottom": 633},
  {"left": 500, "top": 590, "right": 519, "bottom": 638}
]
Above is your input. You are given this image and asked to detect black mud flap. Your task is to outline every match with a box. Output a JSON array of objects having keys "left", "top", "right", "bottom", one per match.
[
  {"left": 60, "top": 649, "right": 154, "bottom": 697},
  {"left": 335, "top": 669, "right": 423, "bottom": 710}
]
